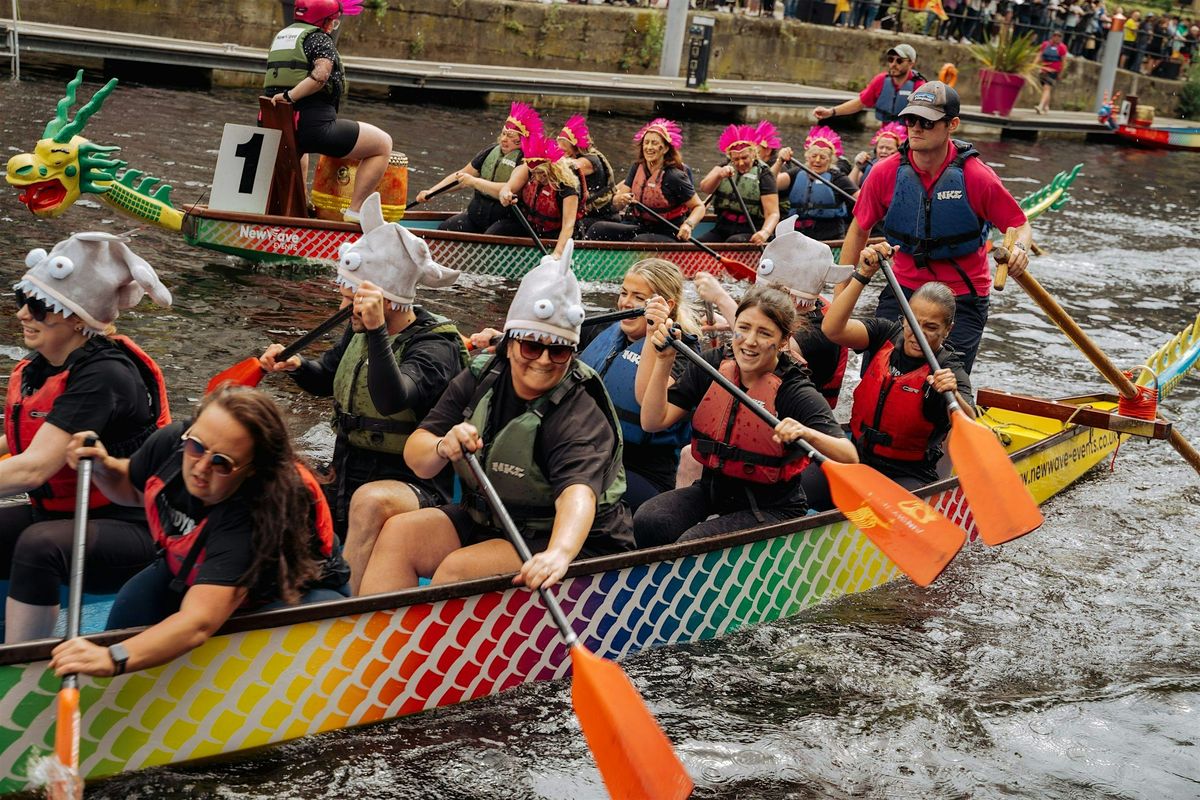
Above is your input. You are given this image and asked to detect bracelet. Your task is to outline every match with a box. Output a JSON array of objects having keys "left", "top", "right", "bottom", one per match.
[
  {"left": 282, "top": 89, "right": 293, "bottom": 103},
  {"left": 434, "top": 437, "right": 448, "bottom": 460},
  {"left": 851, "top": 270, "right": 872, "bottom": 286}
]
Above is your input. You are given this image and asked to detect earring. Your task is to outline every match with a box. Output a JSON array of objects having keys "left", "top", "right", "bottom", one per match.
[{"left": 74, "top": 326, "right": 84, "bottom": 333}]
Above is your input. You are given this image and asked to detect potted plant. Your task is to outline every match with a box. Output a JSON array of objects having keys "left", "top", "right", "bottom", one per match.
[{"left": 969, "top": 29, "right": 1042, "bottom": 117}]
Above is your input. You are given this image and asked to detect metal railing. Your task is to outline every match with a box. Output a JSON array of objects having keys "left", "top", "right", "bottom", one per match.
[{"left": 1, "top": 0, "right": 20, "bottom": 80}]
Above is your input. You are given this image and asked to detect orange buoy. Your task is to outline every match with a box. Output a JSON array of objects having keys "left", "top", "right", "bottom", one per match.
[
  {"left": 938, "top": 62, "right": 959, "bottom": 88},
  {"left": 311, "top": 151, "right": 409, "bottom": 222}
]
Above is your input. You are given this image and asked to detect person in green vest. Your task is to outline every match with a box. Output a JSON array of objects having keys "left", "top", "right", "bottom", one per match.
[
  {"left": 263, "top": 0, "right": 393, "bottom": 224},
  {"left": 358, "top": 240, "right": 633, "bottom": 595},
  {"left": 259, "top": 194, "right": 467, "bottom": 593},
  {"left": 698, "top": 123, "right": 780, "bottom": 244},
  {"left": 413, "top": 102, "right": 544, "bottom": 234}
]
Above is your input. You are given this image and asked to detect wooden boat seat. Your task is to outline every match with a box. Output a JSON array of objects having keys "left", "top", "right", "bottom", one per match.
[{"left": 257, "top": 96, "right": 308, "bottom": 218}]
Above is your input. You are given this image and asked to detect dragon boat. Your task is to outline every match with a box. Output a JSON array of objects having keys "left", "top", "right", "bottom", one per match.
[
  {"left": 0, "top": 313, "right": 1195, "bottom": 796},
  {"left": 7, "top": 73, "right": 1081, "bottom": 282},
  {"left": 1097, "top": 93, "right": 1200, "bottom": 153}
]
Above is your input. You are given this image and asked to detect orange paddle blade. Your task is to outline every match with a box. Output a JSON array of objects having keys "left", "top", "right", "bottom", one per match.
[
  {"left": 822, "top": 461, "right": 966, "bottom": 587},
  {"left": 205, "top": 357, "right": 266, "bottom": 395},
  {"left": 720, "top": 256, "right": 757, "bottom": 283},
  {"left": 570, "top": 644, "right": 693, "bottom": 800},
  {"left": 948, "top": 410, "right": 1043, "bottom": 546},
  {"left": 50, "top": 686, "right": 83, "bottom": 799}
]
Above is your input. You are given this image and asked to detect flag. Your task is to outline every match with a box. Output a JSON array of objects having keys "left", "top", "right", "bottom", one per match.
[{"left": 925, "top": 0, "right": 949, "bottom": 20}]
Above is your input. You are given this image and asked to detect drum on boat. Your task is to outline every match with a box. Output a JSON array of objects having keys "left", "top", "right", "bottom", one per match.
[{"left": 311, "top": 151, "right": 409, "bottom": 222}]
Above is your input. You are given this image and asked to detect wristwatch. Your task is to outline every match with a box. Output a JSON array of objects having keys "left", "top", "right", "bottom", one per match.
[
  {"left": 851, "top": 270, "right": 872, "bottom": 286},
  {"left": 282, "top": 89, "right": 294, "bottom": 104},
  {"left": 1012, "top": 241, "right": 1027, "bottom": 252},
  {"left": 108, "top": 642, "right": 130, "bottom": 676}
]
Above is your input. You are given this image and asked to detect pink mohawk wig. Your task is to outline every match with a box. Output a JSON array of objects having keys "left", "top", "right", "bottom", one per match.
[
  {"left": 754, "top": 120, "right": 782, "bottom": 150},
  {"left": 717, "top": 123, "right": 757, "bottom": 155},
  {"left": 871, "top": 121, "right": 908, "bottom": 147},
  {"left": 504, "top": 102, "right": 544, "bottom": 140},
  {"left": 634, "top": 118, "right": 683, "bottom": 151},
  {"left": 558, "top": 115, "right": 592, "bottom": 151},
  {"left": 520, "top": 132, "right": 565, "bottom": 166},
  {"left": 804, "top": 125, "right": 843, "bottom": 157}
]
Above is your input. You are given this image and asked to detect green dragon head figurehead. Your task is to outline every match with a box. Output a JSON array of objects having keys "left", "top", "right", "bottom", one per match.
[{"left": 6, "top": 70, "right": 125, "bottom": 218}]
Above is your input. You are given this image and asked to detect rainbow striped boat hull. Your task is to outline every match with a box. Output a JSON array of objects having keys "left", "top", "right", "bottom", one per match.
[
  {"left": 0, "top": 314, "right": 1195, "bottom": 797},
  {"left": 1113, "top": 123, "right": 1200, "bottom": 152}
]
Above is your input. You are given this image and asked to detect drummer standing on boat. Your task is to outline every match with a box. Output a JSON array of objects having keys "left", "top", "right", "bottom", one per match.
[
  {"left": 259, "top": 195, "right": 467, "bottom": 594},
  {"left": 840, "top": 81, "right": 1032, "bottom": 372}
]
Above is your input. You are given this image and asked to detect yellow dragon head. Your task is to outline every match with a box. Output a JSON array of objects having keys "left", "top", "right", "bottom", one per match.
[{"left": 6, "top": 70, "right": 124, "bottom": 218}]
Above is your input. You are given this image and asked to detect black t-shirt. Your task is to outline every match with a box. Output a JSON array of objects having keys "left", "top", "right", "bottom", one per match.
[
  {"left": 856, "top": 318, "right": 974, "bottom": 483},
  {"left": 419, "top": 357, "right": 630, "bottom": 542},
  {"left": 128, "top": 422, "right": 349, "bottom": 603},
  {"left": 624, "top": 163, "right": 696, "bottom": 210},
  {"left": 794, "top": 303, "right": 846, "bottom": 401},
  {"left": 669, "top": 348, "right": 844, "bottom": 511}
]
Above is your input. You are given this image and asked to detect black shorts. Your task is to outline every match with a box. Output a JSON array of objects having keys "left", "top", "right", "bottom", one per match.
[
  {"left": 439, "top": 503, "right": 618, "bottom": 560},
  {"left": 296, "top": 104, "right": 360, "bottom": 158},
  {"left": 1039, "top": 71, "right": 1059, "bottom": 86}
]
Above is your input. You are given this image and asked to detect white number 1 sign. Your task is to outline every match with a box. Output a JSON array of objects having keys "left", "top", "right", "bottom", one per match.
[{"left": 210, "top": 123, "right": 282, "bottom": 214}]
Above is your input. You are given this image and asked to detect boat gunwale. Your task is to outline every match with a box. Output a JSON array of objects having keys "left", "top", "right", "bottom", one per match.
[{"left": 0, "top": 413, "right": 1087, "bottom": 668}]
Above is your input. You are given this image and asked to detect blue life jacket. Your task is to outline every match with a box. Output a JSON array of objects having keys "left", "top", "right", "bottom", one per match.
[
  {"left": 786, "top": 170, "right": 847, "bottom": 221},
  {"left": 860, "top": 157, "right": 877, "bottom": 187},
  {"left": 579, "top": 322, "right": 692, "bottom": 449},
  {"left": 882, "top": 140, "right": 987, "bottom": 275},
  {"left": 875, "top": 74, "right": 919, "bottom": 122}
]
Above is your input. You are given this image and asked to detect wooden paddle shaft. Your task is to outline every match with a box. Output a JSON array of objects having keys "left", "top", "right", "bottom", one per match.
[
  {"left": 878, "top": 262, "right": 961, "bottom": 412},
  {"left": 1016, "top": 271, "right": 1200, "bottom": 474},
  {"left": 788, "top": 158, "right": 858, "bottom": 206},
  {"left": 464, "top": 454, "right": 578, "bottom": 645},
  {"left": 993, "top": 228, "right": 1019, "bottom": 291}
]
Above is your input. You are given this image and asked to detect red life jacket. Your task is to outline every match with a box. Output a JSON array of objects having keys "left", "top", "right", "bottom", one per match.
[
  {"left": 850, "top": 339, "right": 936, "bottom": 462},
  {"left": 4, "top": 335, "right": 170, "bottom": 513},
  {"left": 690, "top": 359, "right": 810, "bottom": 485},
  {"left": 630, "top": 164, "right": 689, "bottom": 224},
  {"left": 810, "top": 300, "right": 847, "bottom": 410},
  {"left": 144, "top": 454, "right": 335, "bottom": 594},
  {"left": 520, "top": 174, "right": 586, "bottom": 235}
]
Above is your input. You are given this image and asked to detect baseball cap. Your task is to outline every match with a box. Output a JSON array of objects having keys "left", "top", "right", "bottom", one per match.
[
  {"left": 887, "top": 43, "right": 917, "bottom": 62},
  {"left": 900, "top": 81, "right": 961, "bottom": 121}
]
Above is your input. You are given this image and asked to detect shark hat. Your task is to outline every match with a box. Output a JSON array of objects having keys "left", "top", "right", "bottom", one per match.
[
  {"left": 16, "top": 232, "right": 172, "bottom": 334},
  {"left": 335, "top": 193, "right": 462, "bottom": 309},
  {"left": 756, "top": 216, "right": 854, "bottom": 306},
  {"left": 504, "top": 240, "right": 585, "bottom": 347}
]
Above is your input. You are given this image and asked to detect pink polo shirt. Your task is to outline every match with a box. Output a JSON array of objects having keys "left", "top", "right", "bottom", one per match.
[{"left": 853, "top": 144, "right": 1027, "bottom": 297}]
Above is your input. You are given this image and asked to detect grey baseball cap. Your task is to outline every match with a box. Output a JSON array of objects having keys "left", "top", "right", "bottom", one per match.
[
  {"left": 887, "top": 43, "right": 917, "bottom": 62},
  {"left": 900, "top": 81, "right": 961, "bottom": 121}
]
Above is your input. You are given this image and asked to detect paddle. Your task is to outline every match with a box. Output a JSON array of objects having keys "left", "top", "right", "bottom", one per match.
[
  {"left": 631, "top": 201, "right": 758, "bottom": 282},
  {"left": 992, "top": 228, "right": 1018, "bottom": 291},
  {"left": 787, "top": 158, "right": 858, "bottom": 207},
  {"left": 879, "top": 261, "right": 1044, "bottom": 546},
  {"left": 703, "top": 300, "right": 720, "bottom": 349},
  {"left": 405, "top": 179, "right": 459, "bottom": 209},
  {"left": 462, "top": 453, "right": 693, "bottom": 800},
  {"left": 467, "top": 308, "right": 648, "bottom": 352},
  {"left": 662, "top": 333, "right": 965, "bottom": 586},
  {"left": 51, "top": 435, "right": 96, "bottom": 800},
  {"left": 509, "top": 204, "right": 549, "bottom": 256},
  {"left": 1009, "top": 269, "right": 1200, "bottom": 475},
  {"left": 725, "top": 174, "right": 758, "bottom": 238},
  {"left": 205, "top": 305, "right": 353, "bottom": 394}
]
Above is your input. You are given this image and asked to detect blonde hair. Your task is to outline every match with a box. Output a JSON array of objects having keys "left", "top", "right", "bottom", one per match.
[
  {"left": 626, "top": 258, "right": 702, "bottom": 338},
  {"left": 530, "top": 158, "right": 580, "bottom": 192}
]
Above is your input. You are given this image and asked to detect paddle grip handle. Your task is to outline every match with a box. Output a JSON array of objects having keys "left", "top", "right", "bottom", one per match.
[
  {"left": 407, "top": 178, "right": 460, "bottom": 208},
  {"left": 510, "top": 204, "right": 549, "bottom": 256},
  {"left": 993, "top": 249, "right": 1010, "bottom": 291},
  {"left": 581, "top": 307, "right": 645, "bottom": 328},
  {"left": 464, "top": 453, "right": 578, "bottom": 646},
  {"left": 878, "top": 262, "right": 960, "bottom": 412},
  {"left": 666, "top": 336, "right": 823, "bottom": 462},
  {"left": 788, "top": 158, "right": 858, "bottom": 206},
  {"left": 278, "top": 305, "right": 354, "bottom": 361}
]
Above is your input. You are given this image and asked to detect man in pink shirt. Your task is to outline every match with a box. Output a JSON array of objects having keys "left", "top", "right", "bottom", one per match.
[
  {"left": 813, "top": 44, "right": 927, "bottom": 123},
  {"left": 838, "top": 81, "right": 1032, "bottom": 372}
]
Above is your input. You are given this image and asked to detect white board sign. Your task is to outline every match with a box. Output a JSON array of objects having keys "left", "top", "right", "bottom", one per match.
[{"left": 209, "top": 124, "right": 282, "bottom": 214}]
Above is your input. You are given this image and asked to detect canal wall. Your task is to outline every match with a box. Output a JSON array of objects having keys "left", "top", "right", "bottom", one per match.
[{"left": 21, "top": 0, "right": 1185, "bottom": 117}]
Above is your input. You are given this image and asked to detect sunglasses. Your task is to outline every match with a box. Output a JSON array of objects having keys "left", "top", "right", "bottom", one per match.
[
  {"left": 886, "top": 55, "right": 910, "bottom": 64},
  {"left": 903, "top": 117, "right": 940, "bottom": 130},
  {"left": 14, "top": 289, "right": 49, "bottom": 322},
  {"left": 516, "top": 338, "right": 575, "bottom": 365},
  {"left": 180, "top": 429, "right": 247, "bottom": 476}
]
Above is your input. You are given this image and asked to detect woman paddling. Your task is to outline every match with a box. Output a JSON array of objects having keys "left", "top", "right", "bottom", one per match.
[
  {"left": 586, "top": 118, "right": 706, "bottom": 244},
  {"left": 49, "top": 385, "right": 351, "bottom": 678},
  {"left": 264, "top": 0, "right": 393, "bottom": 224},
  {"left": 359, "top": 244, "right": 632, "bottom": 595},
  {"left": 555, "top": 115, "right": 618, "bottom": 234},
  {"left": 495, "top": 132, "right": 583, "bottom": 259},
  {"left": 634, "top": 286, "right": 857, "bottom": 547},
  {"left": 849, "top": 121, "right": 907, "bottom": 189},
  {"left": 415, "top": 102, "right": 542, "bottom": 234},
  {"left": 0, "top": 233, "right": 172, "bottom": 643},
  {"left": 697, "top": 124, "right": 780, "bottom": 244},
  {"left": 776, "top": 126, "right": 858, "bottom": 243}
]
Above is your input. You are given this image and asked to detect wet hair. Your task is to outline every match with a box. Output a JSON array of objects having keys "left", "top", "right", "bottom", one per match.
[
  {"left": 734, "top": 285, "right": 797, "bottom": 342},
  {"left": 626, "top": 258, "right": 702, "bottom": 338},
  {"left": 911, "top": 281, "right": 956, "bottom": 328},
  {"left": 198, "top": 384, "right": 322, "bottom": 604}
]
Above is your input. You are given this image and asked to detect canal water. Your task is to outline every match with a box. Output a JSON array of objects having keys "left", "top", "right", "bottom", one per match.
[{"left": 1, "top": 70, "right": 1198, "bottom": 799}]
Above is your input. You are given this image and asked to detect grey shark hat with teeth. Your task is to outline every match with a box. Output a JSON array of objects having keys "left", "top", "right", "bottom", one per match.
[
  {"left": 15, "top": 232, "right": 172, "bottom": 334},
  {"left": 335, "top": 193, "right": 461, "bottom": 309},
  {"left": 755, "top": 216, "right": 854, "bottom": 304},
  {"left": 504, "top": 240, "right": 585, "bottom": 347}
]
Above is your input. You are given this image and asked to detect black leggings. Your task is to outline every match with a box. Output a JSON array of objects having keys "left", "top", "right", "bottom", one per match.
[
  {"left": 484, "top": 216, "right": 563, "bottom": 240},
  {"left": 0, "top": 504, "right": 156, "bottom": 606},
  {"left": 632, "top": 482, "right": 803, "bottom": 548},
  {"left": 586, "top": 219, "right": 679, "bottom": 243}
]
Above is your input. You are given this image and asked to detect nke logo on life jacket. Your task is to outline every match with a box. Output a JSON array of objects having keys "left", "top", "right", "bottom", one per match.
[
  {"left": 491, "top": 461, "right": 526, "bottom": 479},
  {"left": 936, "top": 190, "right": 964, "bottom": 200},
  {"left": 621, "top": 350, "right": 640, "bottom": 366}
]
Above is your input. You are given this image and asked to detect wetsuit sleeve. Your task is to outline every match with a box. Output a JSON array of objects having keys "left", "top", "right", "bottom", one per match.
[
  {"left": 416, "top": 367, "right": 479, "bottom": 437},
  {"left": 127, "top": 421, "right": 188, "bottom": 492},
  {"left": 539, "top": 386, "right": 619, "bottom": 499},
  {"left": 963, "top": 158, "right": 1028, "bottom": 232},
  {"left": 366, "top": 327, "right": 463, "bottom": 416},
  {"left": 43, "top": 356, "right": 145, "bottom": 438},
  {"left": 289, "top": 324, "right": 353, "bottom": 397},
  {"left": 777, "top": 369, "right": 844, "bottom": 439}
]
